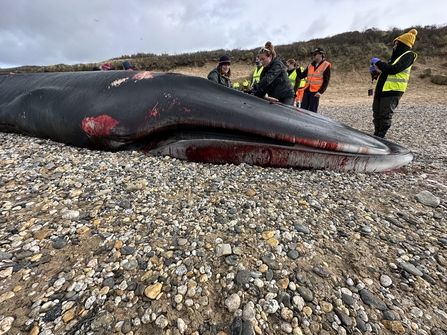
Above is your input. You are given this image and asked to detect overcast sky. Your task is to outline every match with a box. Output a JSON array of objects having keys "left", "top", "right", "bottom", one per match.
[{"left": 1, "top": 0, "right": 445, "bottom": 69}]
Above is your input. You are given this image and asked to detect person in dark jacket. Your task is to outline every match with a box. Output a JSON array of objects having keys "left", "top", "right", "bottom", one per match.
[
  {"left": 247, "top": 41, "right": 294, "bottom": 105},
  {"left": 370, "top": 29, "right": 418, "bottom": 138},
  {"left": 295, "top": 47, "right": 331, "bottom": 113},
  {"left": 207, "top": 55, "right": 232, "bottom": 88}
]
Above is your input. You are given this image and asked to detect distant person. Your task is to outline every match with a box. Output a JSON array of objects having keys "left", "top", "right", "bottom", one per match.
[
  {"left": 92, "top": 66, "right": 101, "bottom": 71},
  {"left": 122, "top": 61, "right": 133, "bottom": 71},
  {"left": 101, "top": 62, "right": 111, "bottom": 70},
  {"left": 250, "top": 56, "right": 263, "bottom": 88},
  {"left": 247, "top": 41, "right": 294, "bottom": 105},
  {"left": 370, "top": 29, "right": 418, "bottom": 138},
  {"left": 294, "top": 60, "right": 306, "bottom": 108},
  {"left": 207, "top": 55, "right": 232, "bottom": 88},
  {"left": 286, "top": 58, "right": 299, "bottom": 97},
  {"left": 296, "top": 47, "right": 331, "bottom": 113}
]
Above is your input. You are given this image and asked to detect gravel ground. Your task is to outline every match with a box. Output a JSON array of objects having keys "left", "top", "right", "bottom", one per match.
[{"left": 0, "top": 101, "right": 446, "bottom": 335}]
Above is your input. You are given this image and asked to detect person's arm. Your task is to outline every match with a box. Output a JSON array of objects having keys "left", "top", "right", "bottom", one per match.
[
  {"left": 207, "top": 69, "right": 219, "bottom": 83},
  {"left": 293, "top": 71, "right": 300, "bottom": 94},
  {"left": 296, "top": 66, "right": 308, "bottom": 79},
  {"left": 376, "top": 52, "right": 414, "bottom": 75},
  {"left": 318, "top": 65, "right": 331, "bottom": 94}
]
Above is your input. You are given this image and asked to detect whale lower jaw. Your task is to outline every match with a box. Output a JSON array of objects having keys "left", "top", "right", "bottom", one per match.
[{"left": 148, "top": 139, "right": 413, "bottom": 173}]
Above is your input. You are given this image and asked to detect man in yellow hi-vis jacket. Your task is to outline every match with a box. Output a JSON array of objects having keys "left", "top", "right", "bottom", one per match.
[{"left": 371, "top": 29, "right": 418, "bottom": 138}]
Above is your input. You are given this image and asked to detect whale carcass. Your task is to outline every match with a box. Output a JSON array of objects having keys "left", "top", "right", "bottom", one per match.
[{"left": 0, "top": 71, "right": 413, "bottom": 172}]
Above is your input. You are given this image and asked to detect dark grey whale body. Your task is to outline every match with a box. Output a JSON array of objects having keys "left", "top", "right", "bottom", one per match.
[{"left": 0, "top": 71, "right": 412, "bottom": 172}]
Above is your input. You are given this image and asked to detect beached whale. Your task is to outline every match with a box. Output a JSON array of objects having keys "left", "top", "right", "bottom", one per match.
[{"left": 0, "top": 71, "right": 412, "bottom": 172}]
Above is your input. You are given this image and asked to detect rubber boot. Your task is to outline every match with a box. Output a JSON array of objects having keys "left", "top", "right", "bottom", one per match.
[
  {"left": 373, "top": 125, "right": 379, "bottom": 136},
  {"left": 376, "top": 126, "right": 390, "bottom": 138}
]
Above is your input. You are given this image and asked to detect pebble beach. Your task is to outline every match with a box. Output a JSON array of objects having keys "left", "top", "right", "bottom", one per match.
[{"left": 1, "top": 98, "right": 446, "bottom": 334}]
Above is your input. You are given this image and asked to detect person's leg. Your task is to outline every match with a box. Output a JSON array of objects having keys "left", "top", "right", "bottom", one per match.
[
  {"left": 296, "top": 88, "right": 304, "bottom": 107},
  {"left": 376, "top": 96, "right": 400, "bottom": 138},
  {"left": 308, "top": 93, "right": 320, "bottom": 113},
  {"left": 372, "top": 96, "right": 380, "bottom": 136},
  {"left": 300, "top": 90, "right": 311, "bottom": 110}
]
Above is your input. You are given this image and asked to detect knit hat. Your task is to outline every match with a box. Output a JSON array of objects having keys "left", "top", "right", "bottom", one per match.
[
  {"left": 122, "top": 61, "right": 132, "bottom": 70},
  {"left": 394, "top": 29, "right": 418, "bottom": 48},
  {"left": 219, "top": 54, "right": 231, "bottom": 66},
  {"left": 101, "top": 62, "right": 111, "bottom": 70}
]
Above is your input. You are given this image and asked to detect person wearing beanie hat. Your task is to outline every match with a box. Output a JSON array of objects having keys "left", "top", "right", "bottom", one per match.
[
  {"left": 122, "top": 61, "right": 133, "bottom": 71},
  {"left": 207, "top": 54, "right": 232, "bottom": 88},
  {"left": 370, "top": 29, "right": 418, "bottom": 138},
  {"left": 394, "top": 28, "right": 418, "bottom": 48}
]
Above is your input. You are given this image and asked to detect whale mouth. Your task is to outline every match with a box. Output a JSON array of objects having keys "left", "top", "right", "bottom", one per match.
[
  {"left": 119, "top": 126, "right": 413, "bottom": 172},
  {"left": 134, "top": 127, "right": 297, "bottom": 151}
]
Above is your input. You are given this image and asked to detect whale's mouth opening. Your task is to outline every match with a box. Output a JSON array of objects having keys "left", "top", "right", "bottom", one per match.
[
  {"left": 123, "top": 126, "right": 297, "bottom": 152},
  {"left": 122, "top": 126, "right": 413, "bottom": 172}
]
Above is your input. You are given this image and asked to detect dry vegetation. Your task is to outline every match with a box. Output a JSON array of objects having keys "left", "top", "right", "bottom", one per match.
[{"left": 2, "top": 25, "right": 447, "bottom": 88}]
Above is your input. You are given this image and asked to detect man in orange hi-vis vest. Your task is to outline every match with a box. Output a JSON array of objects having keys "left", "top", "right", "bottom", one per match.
[{"left": 296, "top": 47, "right": 331, "bottom": 113}]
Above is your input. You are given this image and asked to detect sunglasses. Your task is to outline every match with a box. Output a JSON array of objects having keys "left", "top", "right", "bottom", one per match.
[{"left": 259, "top": 47, "right": 272, "bottom": 56}]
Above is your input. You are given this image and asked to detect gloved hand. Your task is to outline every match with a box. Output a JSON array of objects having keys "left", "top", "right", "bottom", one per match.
[
  {"left": 369, "top": 65, "right": 377, "bottom": 74},
  {"left": 371, "top": 57, "right": 380, "bottom": 65}
]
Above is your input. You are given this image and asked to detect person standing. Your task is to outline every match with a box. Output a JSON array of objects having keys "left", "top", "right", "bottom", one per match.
[
  {"left": 249, "top": 41, "right": 295, "bottom": 105},
  {"left": 294, "top": 60, "right": 307, "bottom": 108},
  {"left": 296, "top": 47, "right": 331, "bottom": 113},
  {"left": 286, "top": 58, "right": 299, "bottom": 95},
  {"left": 207, "top": 55, "right": 232, "bottom": 88},
  {"left": 250, "top": 56, "right": 263, "bottom": 87},
  {"left": 370, "top": 29, "right": 418, "bottom": 138}
]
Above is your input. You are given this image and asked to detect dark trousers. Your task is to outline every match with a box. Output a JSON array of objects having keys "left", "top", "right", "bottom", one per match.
[
  {"left": 301, "top": 90, "right": 320, "bottom": 113},
  {"left": 372, "top": 95, "right": 401, "bottom": 137}
]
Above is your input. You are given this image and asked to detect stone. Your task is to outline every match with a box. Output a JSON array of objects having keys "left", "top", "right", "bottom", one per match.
[
  {"left": 144, "top": 282, "right": 162, "bottom": 299},
  {"left": 414, "top": 190, "right": 440, "bottom": 207}
]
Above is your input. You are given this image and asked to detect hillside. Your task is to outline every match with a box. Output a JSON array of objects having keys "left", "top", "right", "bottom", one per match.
[{"left": 2, "top": 24, "right": 446, "bottom": 76}]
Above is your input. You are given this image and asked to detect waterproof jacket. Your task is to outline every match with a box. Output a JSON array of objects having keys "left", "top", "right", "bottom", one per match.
[
  {"left": 297, "top": 60, "right": 331, "bottom": 94},
  {"left": 252, "top": 58, "right": 294, "bottom": 101},
  {"left": 374, "top": 41, "right": 417, "bottom": 98},
  {"left": 208, "top": 66, "right": 232, "bottom": 88}
]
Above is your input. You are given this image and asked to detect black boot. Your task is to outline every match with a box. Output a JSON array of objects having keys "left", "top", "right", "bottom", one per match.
[
  {"left": 376, "top": 126, "right": 390, "bottom": 138},
  {"left": 373, "top": 126, "right": 379, "bottom": 136}
]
